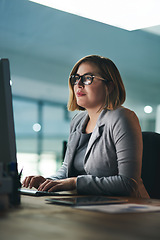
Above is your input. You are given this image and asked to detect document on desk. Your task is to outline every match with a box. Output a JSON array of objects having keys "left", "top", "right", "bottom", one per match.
[{"left": 75, "top": 203, "right": 160, "bottom": 214}]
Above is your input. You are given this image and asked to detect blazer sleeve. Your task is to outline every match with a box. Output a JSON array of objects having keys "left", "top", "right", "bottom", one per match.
[
  {"left": 76, "top": 108, "right": 144, "bottom": 197},
  {"left": 48, "top": 152, "right": 68, "bottom": 180}
]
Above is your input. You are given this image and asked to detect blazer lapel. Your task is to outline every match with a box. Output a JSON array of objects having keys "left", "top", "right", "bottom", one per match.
[
  {"left": 84, "top": 125, "right": 101, "bottom": 162},
  {"left": 84, "top": 109, "right": 108, "bottom": 162},
  {"left": 67, "top": 113, "right": 89, "bottom": 175},
  {"left": 67, "top": 109, "right": 108, "bottom": 175}
]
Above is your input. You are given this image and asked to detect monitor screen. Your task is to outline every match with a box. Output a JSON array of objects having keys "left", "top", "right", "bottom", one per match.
[{"left": 0, "top": 58, "right": 17, "bottom": 173}]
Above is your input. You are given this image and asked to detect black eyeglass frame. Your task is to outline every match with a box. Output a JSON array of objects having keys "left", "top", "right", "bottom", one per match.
[{"left": 70, "top": 74, "right": 110, "bottom": 86}]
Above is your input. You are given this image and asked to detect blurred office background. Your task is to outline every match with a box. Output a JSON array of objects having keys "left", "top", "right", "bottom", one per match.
[{"left": 0, "top": 0, "right": 160, "bottom": 179}]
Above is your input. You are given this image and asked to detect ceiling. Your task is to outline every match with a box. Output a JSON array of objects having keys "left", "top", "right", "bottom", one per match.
[{"left": 0, "top": 0, "right": 160, "bottom": 120}]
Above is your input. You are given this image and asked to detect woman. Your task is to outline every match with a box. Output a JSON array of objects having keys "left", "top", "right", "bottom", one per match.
[{"left": 23, "top": 55, "right": 149, "bottom": 198}]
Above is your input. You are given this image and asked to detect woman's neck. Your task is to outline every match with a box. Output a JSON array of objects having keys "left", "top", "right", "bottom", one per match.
[{"left": 85, "top": 109, "right": 102, "bottom": 134}]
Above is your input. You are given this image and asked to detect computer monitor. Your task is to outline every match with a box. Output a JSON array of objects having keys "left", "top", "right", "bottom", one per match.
[{"left": 0, "top": 58, "right": 17, "bottom": 173}]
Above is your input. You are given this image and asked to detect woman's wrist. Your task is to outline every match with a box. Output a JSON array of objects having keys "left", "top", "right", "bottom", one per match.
[{"left": 71, "top": 177, "right": 77, "bottom": 189}]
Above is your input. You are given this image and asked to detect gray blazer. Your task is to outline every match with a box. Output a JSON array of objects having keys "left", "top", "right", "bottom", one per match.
[{"left": 50, "top": 107, "right": 149, "bottom": 198}]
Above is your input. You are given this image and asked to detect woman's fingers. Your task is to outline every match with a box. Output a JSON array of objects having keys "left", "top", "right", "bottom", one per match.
[
  {"left": 37, "top": 180, "right": 50, "bottom": 191},
  {"left": 22, "top": 176, "right": 46, "bottom": 189},
  {"left": 38, "top": 180, "right": 57, "bottom": 191},
  {"left": 41, "top": 181, "right": 62, "bottom": 192},
  {"left": 48, "top": 183, "right": 63, "bottom": 192},
  {"left": 22, "top": 176, "right": 34, "bottom": 188},
  {"left": 38, "top": 178, "right": 77, "bottom": 192},
  {"left": 29, "top": 176, "right": 45, "bottom": 189}
]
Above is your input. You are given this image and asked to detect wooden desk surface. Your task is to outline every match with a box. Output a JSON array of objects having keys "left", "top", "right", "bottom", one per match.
[{"left": 0, "top": 195, "right": 160, "bottom": 240}]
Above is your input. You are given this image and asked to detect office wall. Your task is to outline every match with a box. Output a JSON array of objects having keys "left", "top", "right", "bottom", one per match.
[{"left": 1, "top": 1, "right": 159, "bottom": 178}]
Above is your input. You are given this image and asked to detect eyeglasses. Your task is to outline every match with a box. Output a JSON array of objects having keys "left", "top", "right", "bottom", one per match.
[{"left": 70, "top": 74, "right": 109, "bottom": 86}]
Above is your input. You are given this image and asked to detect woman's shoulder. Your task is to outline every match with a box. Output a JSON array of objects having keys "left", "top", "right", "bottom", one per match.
[
  {"left": 70, "top": 111, "right": 88, "bottom": 131},
  {"left": 107, "top": 106, "right": 137, "bottom": 119},
  {"left": 71, "top": 111, "right": 87, "bottom": 122},
  {"left": 100, "top": 106, "right": 139, "bottom": 128}
]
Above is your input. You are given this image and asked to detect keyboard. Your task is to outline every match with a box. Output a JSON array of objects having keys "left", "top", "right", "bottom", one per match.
[{"left": 19, "top": 188, "right": 60, "bottom": 196}]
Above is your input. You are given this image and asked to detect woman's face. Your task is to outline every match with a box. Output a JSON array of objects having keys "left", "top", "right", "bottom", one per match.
[{"left": 73, "top": 62, "right": 107, "bottom": 112}]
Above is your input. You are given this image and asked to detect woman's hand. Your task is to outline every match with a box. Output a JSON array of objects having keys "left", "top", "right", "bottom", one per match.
[
  {"left": 38, "top": 177, "right": 77, "bottom": 192},
  {"left": 22, "top": 175, "right": 46, "bottom": 189}
]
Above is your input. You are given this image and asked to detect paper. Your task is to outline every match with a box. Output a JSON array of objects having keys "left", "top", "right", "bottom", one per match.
[{"left": 75, "top": 203, "right": 160, "bottom": 213}]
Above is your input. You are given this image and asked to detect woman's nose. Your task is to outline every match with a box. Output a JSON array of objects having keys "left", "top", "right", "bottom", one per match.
[{"left": 77, "top": 78, "right": 84, "bottom": 87}]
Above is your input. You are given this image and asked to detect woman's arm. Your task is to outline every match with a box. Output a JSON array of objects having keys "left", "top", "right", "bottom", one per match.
[
  {"left": 76, "top": 175, "right": 138, "bottom": 196},
  {"left": 49, "top": 159, "right": 68, "bottom": 180}
]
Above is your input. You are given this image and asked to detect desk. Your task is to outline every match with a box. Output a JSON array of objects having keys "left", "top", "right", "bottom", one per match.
[{"left": 0, "top": 195, "right": 160, "bottom": 240}]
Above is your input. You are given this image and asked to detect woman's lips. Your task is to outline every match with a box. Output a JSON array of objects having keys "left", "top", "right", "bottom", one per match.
[{"left": 76, "top": 91, "right": 86, "bottom": 97}]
